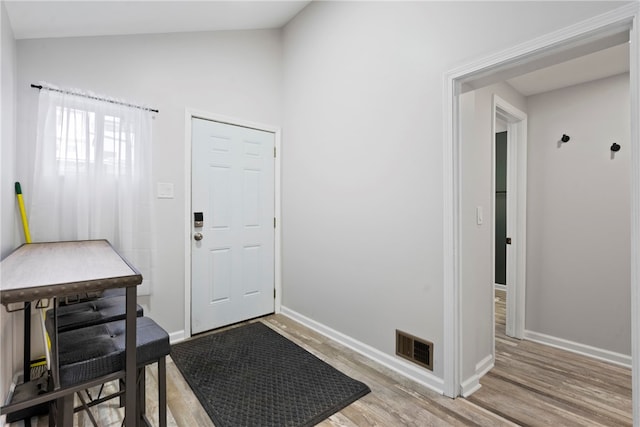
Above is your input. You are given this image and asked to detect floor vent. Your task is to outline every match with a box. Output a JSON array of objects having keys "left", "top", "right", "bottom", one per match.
[{"left": 396, "top": 330, "right": 433, "bottom": 371}]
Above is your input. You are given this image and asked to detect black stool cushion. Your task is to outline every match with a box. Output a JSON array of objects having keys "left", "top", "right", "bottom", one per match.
[
  {"left": 100, "top": 288, "right": 127, "bottom": 299},
  {"left": 58, "top": 287, "right": 127, "bottom": 306},
  {"left": 57, "top": 317, "right": 169, "bottom": 388},
  {"left": 46, "top": 296, "right": 143, "bottom": 333}
]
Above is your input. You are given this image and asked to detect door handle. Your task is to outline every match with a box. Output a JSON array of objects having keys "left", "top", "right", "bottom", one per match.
[{"left": 194, "top": 232, "right": 203, "bottom": 241}]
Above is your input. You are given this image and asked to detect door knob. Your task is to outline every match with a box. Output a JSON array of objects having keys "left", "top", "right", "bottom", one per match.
[{"left": 194, "top": 232, "right": 203, "bottom": 241}]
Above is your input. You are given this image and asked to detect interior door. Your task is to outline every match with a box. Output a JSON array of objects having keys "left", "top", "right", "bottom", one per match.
[
  {"left": 191, "top": 117, "right": 275, "bottom": 334},
  {"left": 495, "top": 131, "right": 508, "bottom": 286}
]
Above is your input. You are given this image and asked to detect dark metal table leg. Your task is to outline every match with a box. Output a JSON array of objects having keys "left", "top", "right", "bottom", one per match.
[
  {"left": 125, "top": 286, "right": 137, "bottom": 427},
  {"left": 55, "top": 395, "right": 73, "bottom": 427},
  {"left": 24, "top": 302, "right": 31, "bottom": 427},
  {"left": 51, "top": 298, "right": 60, "bottom": 389},
  {"left": 158, "top": 357, "right": 166, "bottom": 427},
  {"left": 138, "top": 367, "right": 146, "bottom": 424}
]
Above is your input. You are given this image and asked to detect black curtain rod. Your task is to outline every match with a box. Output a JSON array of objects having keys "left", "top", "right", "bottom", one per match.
[{"left": 31, "top": 84, "right": 159, "bottom": 113}]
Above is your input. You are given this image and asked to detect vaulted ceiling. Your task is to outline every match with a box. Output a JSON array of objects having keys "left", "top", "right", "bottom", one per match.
[
  {"left": 4, "top": 1, "right": 311, "bottom": 39},
  {"left": 3, "top": 1, "right": 630, "bottom": 96}
]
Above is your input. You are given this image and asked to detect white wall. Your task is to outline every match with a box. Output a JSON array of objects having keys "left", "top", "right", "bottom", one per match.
[
  {"left": 281, "top": 0, "right": 624, "bottom": 385},
  {"left": 1, "top": 0, "right": 17, "bottom": 416},
  {"left": 526, "top": 73, "right": 631, "bottom": 356},
  {"left": 0, "top": 0, "right": 16, "bottom": 258},
  {"left": 15, "top": 29, "right": 283, "bottom": 336},
  {"left": 460, "top": 82, "right": 527, "bottom": 388}
]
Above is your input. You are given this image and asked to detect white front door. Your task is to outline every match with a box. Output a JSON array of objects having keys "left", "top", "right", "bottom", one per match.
[{"left": 191, "top": 118, "right": 275, "bottom": 334}]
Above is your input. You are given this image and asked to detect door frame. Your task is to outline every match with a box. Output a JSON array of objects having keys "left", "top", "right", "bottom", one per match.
[
  {"left": 492, "top": 95, "right": 527, "bottom": 341},
  {"left": 443, "top": 6, "right": 640, "bottom": 424},
  {"left": 183, "top": 109, "right": 282, "bottom": 339}
]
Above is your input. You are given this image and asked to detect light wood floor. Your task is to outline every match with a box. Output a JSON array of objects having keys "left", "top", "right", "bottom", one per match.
[
  {"left": 466, "top": 290, "right": 632, "bottom": 426},
  {"left": 24, "top": 297, "right": 632, "bottom": 426}
]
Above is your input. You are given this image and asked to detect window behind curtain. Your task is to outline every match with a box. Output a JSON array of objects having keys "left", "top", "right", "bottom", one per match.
[
  {"left": 55, "top": 107, "right": 135, "bottom": 176},
  {"left": 29, "top": 87, "right": 155, "bottom": 295}
]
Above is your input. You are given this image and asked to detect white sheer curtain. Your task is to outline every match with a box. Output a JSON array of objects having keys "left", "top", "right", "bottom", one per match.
[{"left": 29, "top": 86, "right": 155, "bottom": 294}]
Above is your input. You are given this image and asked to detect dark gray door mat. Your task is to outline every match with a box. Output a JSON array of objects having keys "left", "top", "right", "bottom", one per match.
[{"left": 170, "top": 321, "right": 371, "bottom": 427}]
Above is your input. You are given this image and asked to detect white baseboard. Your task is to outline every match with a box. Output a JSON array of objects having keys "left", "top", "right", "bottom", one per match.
[
  {"left": 280, "top": 306, "right": 444, "bottom": 394},
  {"left": 460, "top": 354, "right": 493, "bottom": 397},
  {"left": 460, "top": 376, "right": 481, "bottom": 397},
  {"left": 476, "top": 353, "right": 494, "bottom": 377},
  {"left": 169, "top": 330, "right": 185, "bottom": 344},
  {"left": 524, "top": 330, "right": 631, "bottom": 368},
  {"left": 494, "top": 283, "right": 507, "bottom": 291}
]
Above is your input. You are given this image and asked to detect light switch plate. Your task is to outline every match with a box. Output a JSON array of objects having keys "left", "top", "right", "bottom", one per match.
[
  {"left": 476, "top": 206, "right": 483, "bottom": 225},
  {"left": 157, "top": 182, "right": 174, "bottom": 199}
]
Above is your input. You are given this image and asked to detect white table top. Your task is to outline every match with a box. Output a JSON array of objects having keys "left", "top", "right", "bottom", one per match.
[{"left": 0, "top": 240, "right": 141, "bottom": 305}]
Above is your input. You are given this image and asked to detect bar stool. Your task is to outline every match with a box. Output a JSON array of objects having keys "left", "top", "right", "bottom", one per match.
[
  {"left": 49, "top": 317, "right": 169, "bottom": 427},
  {"left": 58, "top": 288, "right": 126, "bottom": 305},
  {"left": 45, "top": 296, "right": 144, "bottom": 333}
]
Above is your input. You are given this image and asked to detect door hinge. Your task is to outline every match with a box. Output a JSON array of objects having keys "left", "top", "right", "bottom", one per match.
[
  {"left": 274, "top": 146, "right": 276, "bottom": 158},
  {"left": 274, "top": 289, "right": 276, "bottom": 299},
  {"left": 274, "top": 217, "right": 276, "bottom": 228}
]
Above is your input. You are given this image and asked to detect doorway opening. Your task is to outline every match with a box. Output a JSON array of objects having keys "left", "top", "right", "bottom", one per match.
[
  {"left": 492, "top": 96, "right": 527, "bottom": 342},
  {"left": 443, "top": 5, "right": 639, "bottom": 423}
]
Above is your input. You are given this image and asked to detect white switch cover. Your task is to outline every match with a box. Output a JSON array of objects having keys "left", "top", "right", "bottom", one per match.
[
  {"left": 157, "top": 182, "right": 174, "bottom": 199},
  {"left": 476, "top": 206, "right": 483, "bottom": 225}
]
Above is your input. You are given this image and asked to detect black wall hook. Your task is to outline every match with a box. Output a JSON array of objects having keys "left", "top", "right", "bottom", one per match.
[
  {"left": 561, "top": 134, "right": 570, "bottom": 143},
  {"left": 611, "top": 143, "right": 621, "bottom": 152}
]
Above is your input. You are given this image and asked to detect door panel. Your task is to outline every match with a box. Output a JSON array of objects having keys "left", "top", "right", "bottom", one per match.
[
  {"left": 191, "top": 118, "right": 275, "bottom": 334},
  {"left": 495, "top": 131, "right": 508, "bottom": 285}
]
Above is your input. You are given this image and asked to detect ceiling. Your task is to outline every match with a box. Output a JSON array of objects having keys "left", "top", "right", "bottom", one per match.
[
  {"left": 4, "top": 1, "right": 312, "bottom": 40},
  {"left": 3, "top": 1, "right": 630, "bottom": 96},
  {"left": 507, "top": 42, "right": 629, "bottom": 96}
]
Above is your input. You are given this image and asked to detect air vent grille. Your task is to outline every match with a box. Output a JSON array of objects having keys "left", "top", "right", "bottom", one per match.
[{"left": 396, "top": 330, "right": 433, "bottom": 371}]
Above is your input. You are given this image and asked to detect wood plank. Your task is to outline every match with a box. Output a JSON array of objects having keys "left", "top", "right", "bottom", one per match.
[
  {"left": 467, "top": 289, "right": 632, "bottom": 426},
  {"left": 468, "top": 373, "right": 612, "bottom": 427}
]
